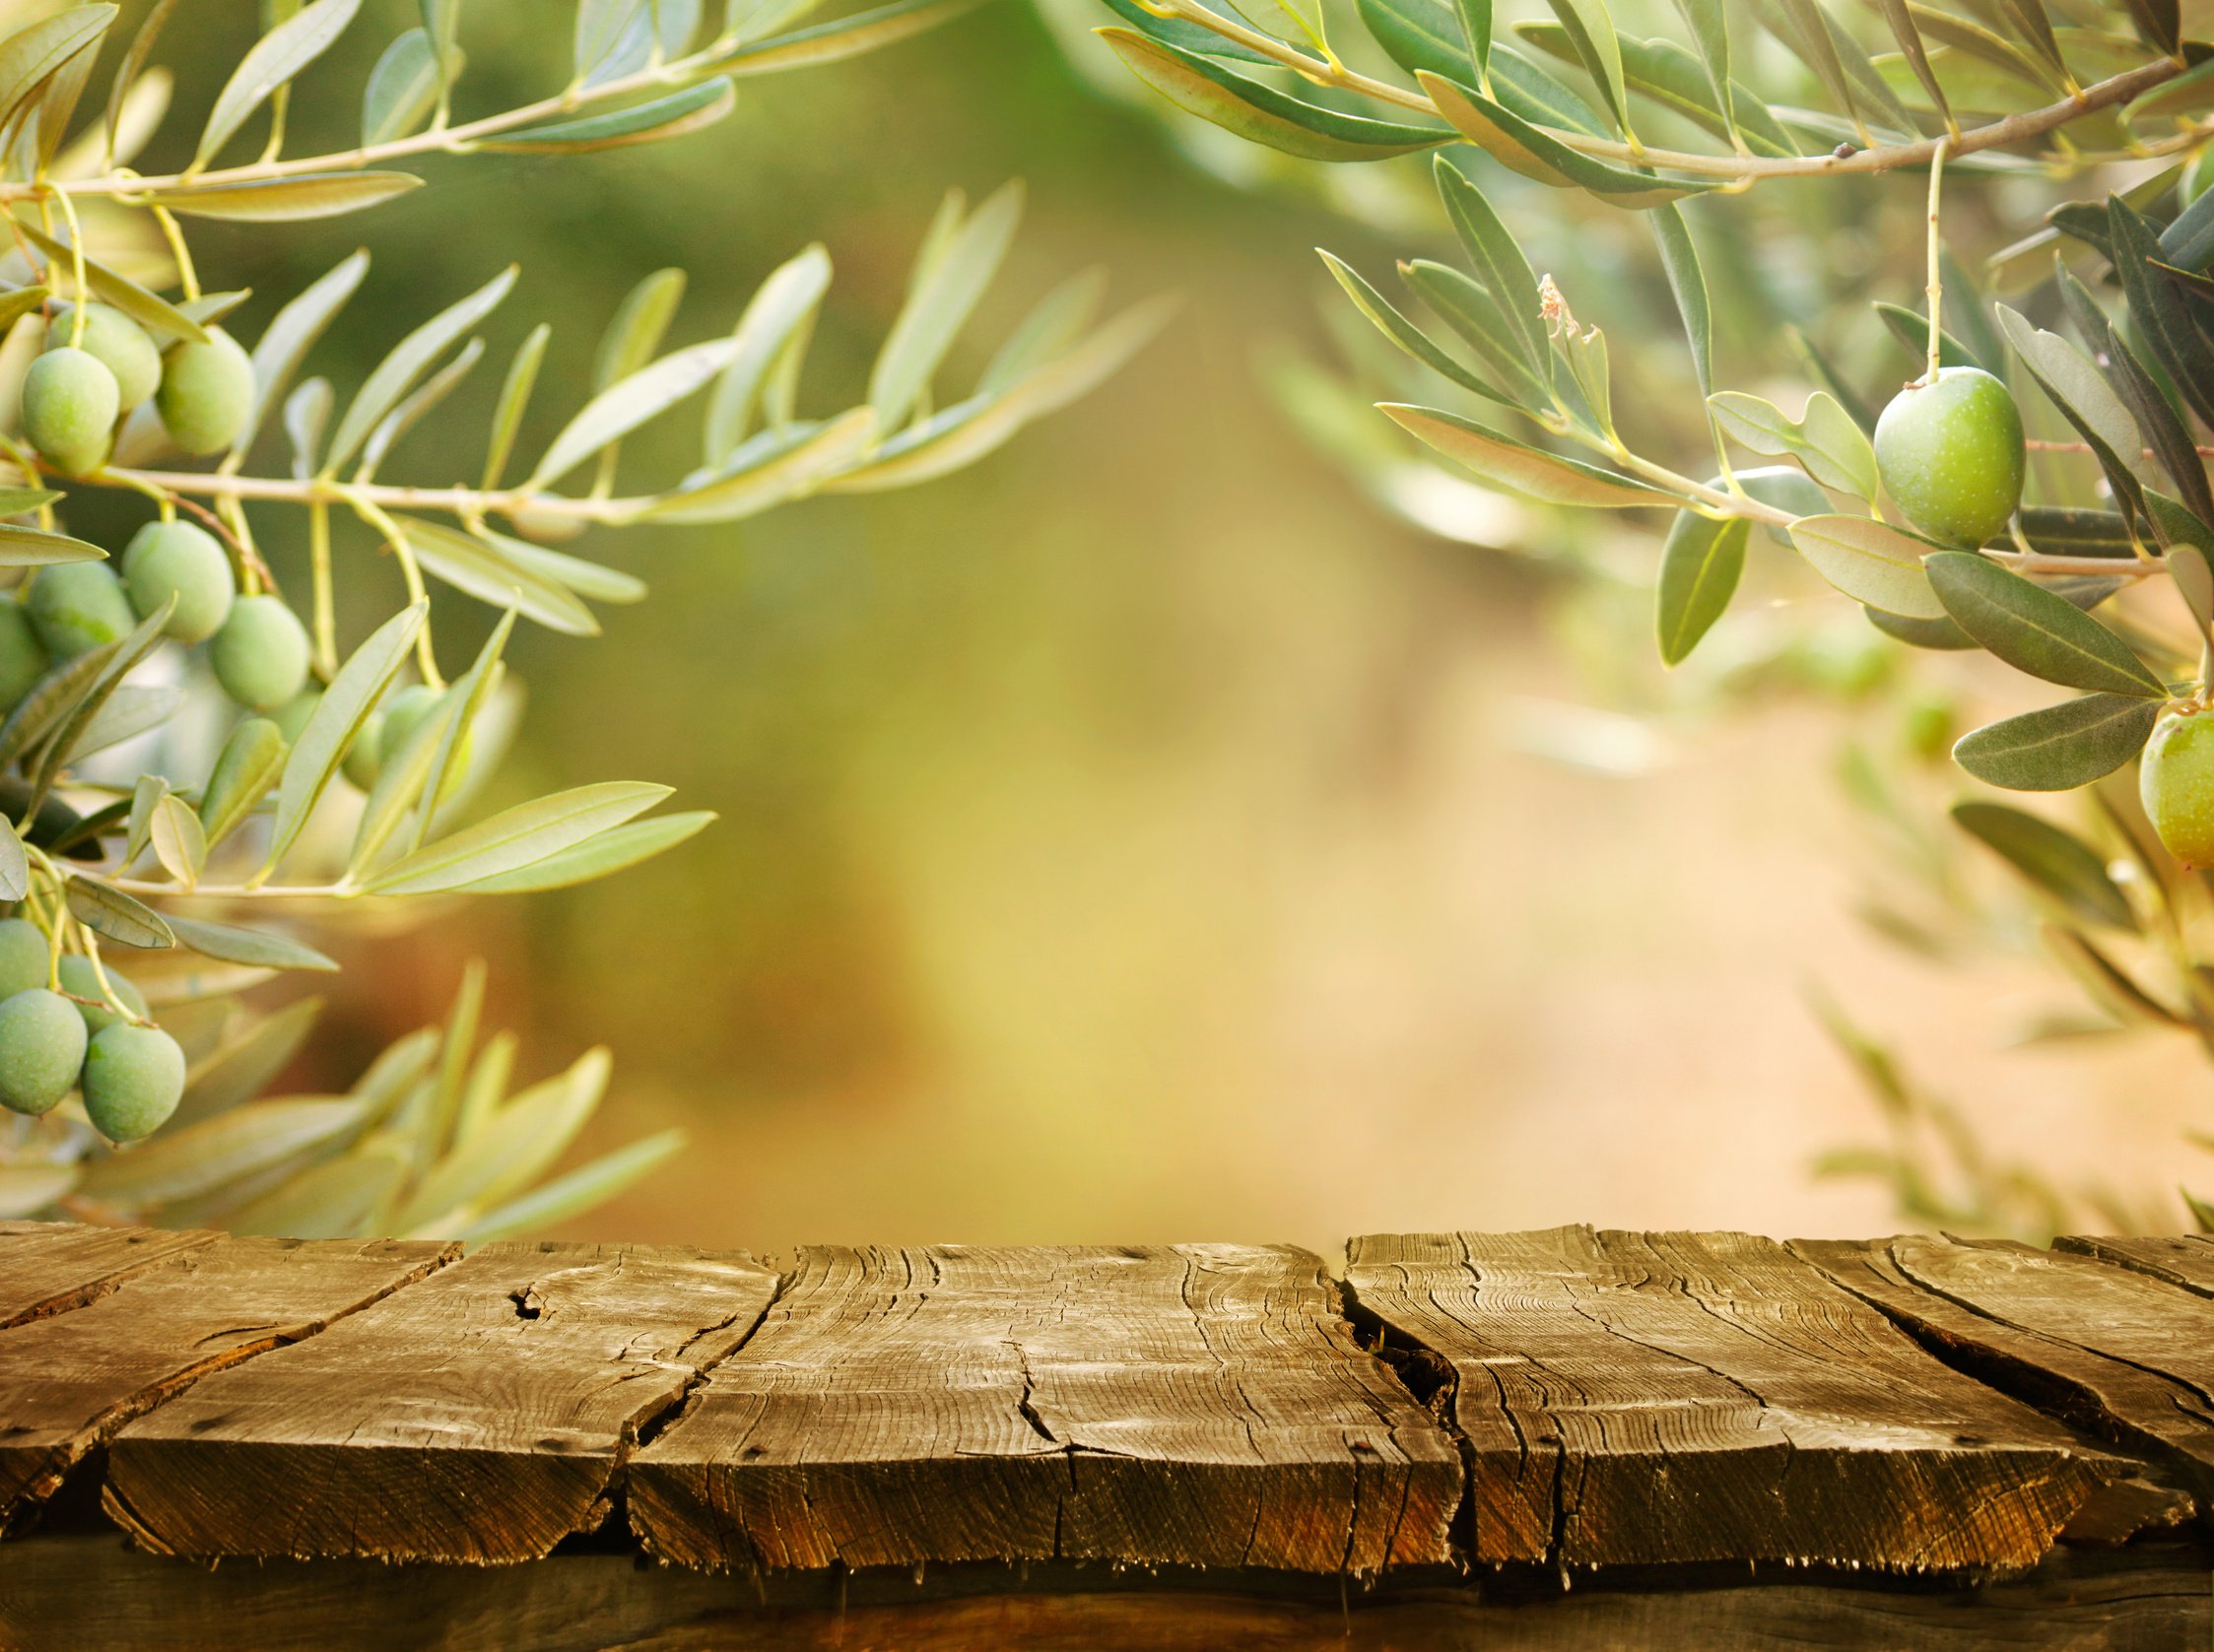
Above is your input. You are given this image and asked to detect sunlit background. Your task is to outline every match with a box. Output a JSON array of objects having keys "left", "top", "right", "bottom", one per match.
[{"left": 132, "top": 0, "right": 2206, "bottom": 1254}]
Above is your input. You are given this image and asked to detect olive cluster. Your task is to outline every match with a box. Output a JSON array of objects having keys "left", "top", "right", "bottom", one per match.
[
  {"left": 22, "top": 302, "right": 251, "bottom": 477},
  {"left": 0, "top": 517, "right": 311, "bottom": 718},
  {"left": 0, "top": 918, "right": 181, "bottom": 1140}
]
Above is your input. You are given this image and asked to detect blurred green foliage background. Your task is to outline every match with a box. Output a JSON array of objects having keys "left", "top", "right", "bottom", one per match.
[{"left": 127, "top": 0, "right": 2204, "bottom": 1251}]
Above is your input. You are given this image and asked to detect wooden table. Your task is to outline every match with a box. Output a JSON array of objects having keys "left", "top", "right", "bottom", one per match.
[{"left": 0, "top": 1222, "right": 2208, "bottom": 1649}]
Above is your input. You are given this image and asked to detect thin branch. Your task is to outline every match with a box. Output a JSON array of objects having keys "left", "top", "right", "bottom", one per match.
[{"left": 1135, "top": 0, "right": 2190, "bottom": 186}]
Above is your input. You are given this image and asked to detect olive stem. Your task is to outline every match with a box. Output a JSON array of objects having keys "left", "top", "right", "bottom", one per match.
[
  {"left": 85, "top": 466, "right": 639, "bottom": 524},
  {"left": 48, "top": 190, "right": 86, "bottom": 351},
  {"left": 1127, "top": 0, "right": 2187, "bottom": 184},
  {"left": 340, "top": 489, "right": 444, "bottom": 691},
  {"left": 22, "top": 37, "right": 743, "bottom": 204},
  {"left": 1922, "top": 137, "right": 1949, "bottom": 388}
]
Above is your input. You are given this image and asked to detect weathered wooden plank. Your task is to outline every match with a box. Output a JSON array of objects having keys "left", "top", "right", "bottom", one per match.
[
  {"left": 630, "top": 1244, "right": 1460, "bottom": 1575},
  {"left": 0, "top": 1232, "right": 449, "bottom": 1535},
  {"left": 0, "top": 1532, "right": 2203, "bottom": 1652},
  {"left": 104, "top": 1240, "right": 778, "bottom": 1564},
  {"left": 1345, "top": 1227, "right": 2142, "bottom": 1571},
  {"left": 1796, "top": 1234, "right": 2214, "bottom": 1504},
  {"left": 2053, "top": 1233, "right": 2214, "bottom": 1297},
  {"left": 0, "top": 1221, "right": 217, "bottom": 1328}
]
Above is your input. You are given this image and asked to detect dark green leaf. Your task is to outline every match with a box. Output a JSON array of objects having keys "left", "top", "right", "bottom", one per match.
[
  {"left": 1953, "top": 694, "right": 2161, "bottom": 792},
  {"left": 1953, "top": 801, "right": 2135, "bottom": 928},
  {"left": 1925, "top": 551, "right": 2167, "bottom": 696},
  {"left": 1417, "top": 70, "right": 1719, "bottom": 205}
]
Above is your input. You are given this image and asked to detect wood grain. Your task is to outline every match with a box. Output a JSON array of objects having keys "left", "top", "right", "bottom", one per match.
[
  {"left": 103, "top": 1239, "right": 778, "bottom": 1563},
  {"left": 0, "top": 1533, "right": 2202, "bottom": 1652},
  {"left": 1345, "top": 1227, "right": 2136, "bottom": 1571},
  {"left": 0, "top": 1234, "right": 448, "bottom": 1535},
  {"left": 0, "top": 1221, "right": 217, "bottom": 1329},
  {"left": 1797, "top": 1234, "right": 2214, "bottom": 1505},
  {"left": 631, "top": 1244, "right": 1460, "bottom": 1575},
  {"left": 2053, "top": 1233, "right": 2214, "bottom": 1297}
]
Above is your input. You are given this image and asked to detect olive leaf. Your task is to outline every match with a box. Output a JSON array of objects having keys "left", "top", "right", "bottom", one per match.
[
  {"left": 867, "top": 181, "right": 1027, "bottom": 432},
  {"left": 1873, "top": 301, "right": 1984, "bottom": 373},
  {"left": 479, "top": 79, "right": 734, "bottom": 153},
  {"left": 1649, "top": 203, "right": 1711, "bottom": 399},
  {"left": 723, "top": 0, "right": 990, "bottom": 76},
  {"left": 1788, "top": 515, "right": 1946, "bottom": 619},
  {"left": 1433, "top": 156, "right": 1550, "bottom": 377},
  {"left": 645, "top": 406, "right": 877, "bottom": 521},
  {"left": 454, "top": 1128, "right": 687, "bottom": 1241},
  {"left": 149, "top": 793, "right": 206, "bottom": 890},
  {"left": 65, "top": 876, "right": 172, "bottom": 949},
  {"left": 1394, "top": 260, "right": 1547, "bottom": 406},
  {"left": 455, "top": 809, "right": 715, "bottom": 893},
  {"left": 164, "top": 915, "right": 337, "bottom": 973},
  {"left": 1541, "top": 0, "right": 1633, "bottom": 138},
  {"left": 79, "top": 1095, "right": 368, "bottom": 1206},
  {"left": 1417, "top": 70, "right": 1720, "bottom": 206},
  {"left": 1323, "top": 252, "right": 1516, "bottom": 409},
  {"left": 325, "top": 264, "right": 517, "bottom": 475},
  {"left": 264, "top": 601, "right": 428, "bottom": 874},
  {"left": 1924, "top": 551, "right": 2168, "bottom": 697},
  {"left": 102, "top": 0, "right": 170, "bottom": 165},
  {"left": 1952, "top": 801, "right": 2135, "bottom": 929},
  {"left": 528, "top": 337, "right": 739, "bottom": 489},
  {"left": 397, "top": 518, "right": 596, "bottom": 635},
  {"left": 0, "top": 816, "right": 26, "bottom": 902},
  {"left": 1513, "top": 23, "right": 1798, "bottom": 156},
  {"left": 595, "top": 269, "right": 687, "bottom": 392},
  {"left": 361, "top": 781, "right": 675, "bottom": 895},
  {"left": 1379, "top": 403, "right": 1669, "bottom": 506},
  {"left": 10, "top": 217, "right": 206, "bottom": 344},
  {"left": 390, "top": 1046, "right": 608, "bottom": 1232},
  {"left": 147, "top": 173, "right": 422, "bottom": 222},
  {"left": 0, "top": 524, "right": 107, "bottom": 565},
  {"left": 704, "top": 242, "right": 832, "bottom": 463},
  {"left": 1952, "top": 694, "right": 2162, "bottom": 792},
  {"left": 830, "top": 296, "right": 1175, "bottom": 492},
  {"left": 196, "top": 0, "right": 364, "bottom": 167},
  {"left": 482, "top": 323, "right": 550, "bottom": 491},
  {"left": 358, "top": 337, "right": 484, "bottom": 479},
  {"left": 1996, "top": 304, "right": 2147, "bottom": 521},
  {"left": 412, "top": 606, "right": 516, "bottom": 853},
  {"left": 1098, "top": 0, "right": 1277, "bottom": 62},
  {"left": 0, "top": 7, "right": 115, "bottom": 139},
  {"left": 362, "top": 28, "right": 441, "bottom": 145},
  {"left": 236, "top": 249, "right": 369, "bottom": 460},
  {"left": 1709, "top": 390, "right": 1878, "bottom": 498},
  {"left": 1655, "top": 510, "right": 1746, "bottom": 666}
]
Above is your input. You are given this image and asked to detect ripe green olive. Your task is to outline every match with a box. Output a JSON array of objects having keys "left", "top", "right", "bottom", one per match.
[
  {"left": 376, "top": 684, "right": 442, "bottom": 766},
  {"left": 1872, "top": 367, "right": 2026, "bottom": 549},
  {"left": 22, "top": 346, "right": 119, "bottom": 476},
  {"left": 209, "top": 594, "right": 310, "bottom": 710},
  {"left": 0, "top": 598, "right": 49, "bottom": 713},
  {"left": 0, "top": 987, "right": 86, "bottom": 1116},
  {"left": 27, "top": 561, "right": 134, "bottom": 659},
  {"left": 47, "top": 302, "right": 161, "bottom": 411},
  {"left": 2141, "top": 708, "right": 2214, "bottom": 867},
  {"left": 155, "top": 328, "right": 253, "bottom": 456},
  {"left": 0, "top": 916, "right": 47, "bottom": 998},
  {"left": 343, "top": 709, "right": 385, "bottom": 791},
  {"left": 122, "top": 519, "right": 235, "bottom": 643},
  {"left": 270, "top": 687, "right": 321, "bottom": 745},
  {"left": 81, "top": 1021, "right": 185, "bottom": 1141},
  {"left": 56, "top": 954, "right": 148, "bottom": 1033}
]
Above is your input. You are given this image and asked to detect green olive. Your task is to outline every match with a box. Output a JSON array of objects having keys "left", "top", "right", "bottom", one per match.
[
  {"left": 155, "top": 328, "right": 253, "bottom": 456},
  {"left": 343, "top": 709, "right": 385, "bottom": 790},
  {"left": 0, "top": 987, "right": 86, "bottom": 1116},
  {"left": 209, "top": 594, "right": 310, "bottom": 710},
  {"left": 1872, "top": 366, "right": 2026, "bottom": 549},
  {"left": 0, "top": 916, "right": 47, "bottom": 998},
  {"left": 270, "top": 687, "right": 322, "bottom": 745},
  {"left": 2141, "top": 708, "right": 2214, "bottom": 867},
  {"left": 21, "top": 346, "right": 118, "bottom": 476},
  {"left": 0, "top": 598, "right": 49, "bottom": 713},
  {"left": 56, "top": 954, "right": 148, "bottom": 1033},
  {"left": 122, "top": 519, "right": 235, "bottom": 643},
  {"left": 376, "top": 684, "right": 442, "bottom": 767},
  {"left": 81, "top": 1021, "right": 185, "bottom": 1141},
  {"left": 27, "top": 561, "right": 134, "bottom": 659},
  {"left": 46, "top": 302, "right": 161, "bottom": 411}
]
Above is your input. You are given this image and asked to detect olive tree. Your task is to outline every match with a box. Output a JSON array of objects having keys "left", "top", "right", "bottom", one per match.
[
  {"left": 0, "top": 0, "right": 1164, "bottom": 1232},
  {"left": 1088, "top": 0, "right": 2214, "bottom": 1227}
]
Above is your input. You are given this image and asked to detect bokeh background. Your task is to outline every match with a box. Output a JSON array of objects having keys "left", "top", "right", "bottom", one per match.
[{"left": 128, "top": 0, "right": 2205, "bottom": 1254}]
